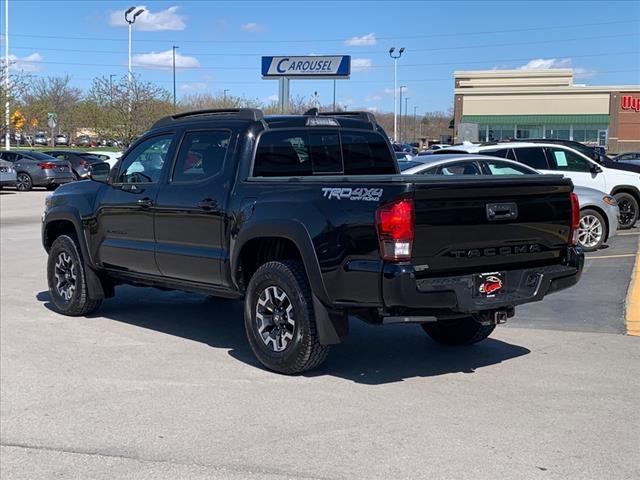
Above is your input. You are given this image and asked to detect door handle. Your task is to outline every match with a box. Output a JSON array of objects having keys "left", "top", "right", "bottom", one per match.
[
  {"left": 137, "top": 197, "right": 154, "bottom": 208},
  {"left": 197, "top": 198, "right": 216, "bottom": 211}
]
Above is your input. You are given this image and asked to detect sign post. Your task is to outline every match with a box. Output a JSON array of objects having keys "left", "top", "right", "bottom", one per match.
[
  {"left": 47, "top": 112, "right": 57, "bottom": 146},
  {"left": 262, "top": 55, "right": 351, "bottom": 113}
]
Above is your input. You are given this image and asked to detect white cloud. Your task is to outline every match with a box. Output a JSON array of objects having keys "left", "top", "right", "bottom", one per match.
[
  {"left": 241, "top": 22, "right": 265, "bottom": 32},
  {"left": 365, "top": 94, "right": 382, "bottom": 102},
  {"left": 132, "top": 50, "right": 200, "bottom": 70},
  {"left": 109, "top": 5, "right": 186, "bottom": 31},
  {"left": 180, "top": 82, "right": 208, "bottom": 92},
  {"left": 383, "top": 86, "right": 409, "bottom": 95},
  {"left": 515, "top": 57, "right": 596, "bottom": 80},
  {"left": 3, "top": 52, "right": 43, "bottom": 72},
  {"left": 352, "top": 58, "right": 372, "bottom": 72},
  {"left": 265, "top": 94, "right": 279, "bottom": 102},
  {"left": 366, "top": 107, "right": 379, "bottom": 113},
  {"left": 345, "top": 33, "right": 376, "bottom": 46},
  {"left": 517, "top": 58, "right": 572, "bottom": 70}
]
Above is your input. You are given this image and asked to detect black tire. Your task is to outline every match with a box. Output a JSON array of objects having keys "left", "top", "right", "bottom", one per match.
[
  {"left": 614, "top": 192, "right": 638, "bottom": 230},
  {"left": 577, "top": 208, "right": 607, "bottom": 252},
  {"left": 421, "top": 317, "right": 495, "bottom": 346},
  {"left": 244, "top": 260, "right": 329, "bottom": 374},
  {"left": 47, "top": 235, "right": 102, "bottom": 316},
  {"left": 15, "top": 172, "right": 33, "bottom": 191}
]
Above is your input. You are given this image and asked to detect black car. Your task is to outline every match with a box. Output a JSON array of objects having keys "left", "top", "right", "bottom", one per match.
[
  {"left": 613, "top": 152, "right": 640, "bottom": 164},
  {"left": 41, "top": 108, "right": 583, "bottom": 373},
  {"left": 41, "top": 150, "right": 105, "bottom": 179}
]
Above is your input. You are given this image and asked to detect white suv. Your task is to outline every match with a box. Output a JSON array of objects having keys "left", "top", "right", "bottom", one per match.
[{"left": 440, "top": 142, "right": 640, "bottom": 229}]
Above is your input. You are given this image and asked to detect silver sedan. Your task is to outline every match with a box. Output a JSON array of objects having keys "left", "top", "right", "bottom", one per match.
[
  {"left": 399, "top": 154, "right": 619, "bottom": 251},
  {"left": 0, "top": 159, "right": 17, "bottom": 189}
]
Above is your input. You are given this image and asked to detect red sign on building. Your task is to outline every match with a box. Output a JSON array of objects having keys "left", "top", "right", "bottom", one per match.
[{"left": 621, "top": 95, "right": 640, "bottom": 112}]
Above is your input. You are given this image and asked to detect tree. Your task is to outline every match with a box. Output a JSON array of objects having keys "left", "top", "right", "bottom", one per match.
[
  {"left": 0, "top": 65, "right": 32, "bottom": 143},
  {"left": 87, "top": 74, "right": 173, "bottom": 146}
]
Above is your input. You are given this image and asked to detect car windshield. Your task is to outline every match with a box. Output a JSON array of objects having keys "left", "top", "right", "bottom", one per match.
[{"left": 398, "top": 161, "right": 424, "bottom": 171}]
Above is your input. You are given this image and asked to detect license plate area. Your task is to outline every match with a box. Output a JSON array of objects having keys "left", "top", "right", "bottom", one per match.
[{"left": 473, "top": 271, "right": 505, "bottom": 297}]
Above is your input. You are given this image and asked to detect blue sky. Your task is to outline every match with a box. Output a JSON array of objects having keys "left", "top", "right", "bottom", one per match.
[{"left": 3, "top": 0, "right": 640, "bottom": 113}]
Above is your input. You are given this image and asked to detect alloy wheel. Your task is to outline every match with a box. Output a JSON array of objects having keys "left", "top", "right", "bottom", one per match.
[
  {"left": 54, "top": 252, "right": 77, "bottom": 301},
  {"left": 578, "top": 214, "right": 603, "bottom": 249},
  {"left": 16, "top": 173, "right": 31, "bottom": 191},
  {"left": 255, "top": 286, "right": 295, "bottom": 352},
  {"left": 618, "top": 198, "right": 636, "bottom": 228}
]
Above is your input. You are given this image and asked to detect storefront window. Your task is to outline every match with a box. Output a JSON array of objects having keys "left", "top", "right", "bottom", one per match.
[
  {"left": 516, "top": 125, "right": 542, "bottom": 139},
  {"left": 478, "top": 125, "right": 488, "bottom": 142},
  {"left": 571, "top": 125, "right": 607, "bottom": 143},
  {"left": 488, "top": 125, "right": 514, "bottom": 141},
  {"left": 545, "top": 126, "right": 570, "bottom": 140}
]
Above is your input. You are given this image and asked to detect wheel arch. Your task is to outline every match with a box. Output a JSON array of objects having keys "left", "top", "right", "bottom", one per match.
[
  {"left": 580, "top": 205, "right": 610, "bottom": 242},
  {"left": 610, "top": 185, "right": 640, "bottom": 203}
]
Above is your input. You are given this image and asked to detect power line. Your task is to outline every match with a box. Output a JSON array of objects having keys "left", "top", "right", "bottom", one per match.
[{"left": 7, "top": 19, "right": 639, "bottom": 44}]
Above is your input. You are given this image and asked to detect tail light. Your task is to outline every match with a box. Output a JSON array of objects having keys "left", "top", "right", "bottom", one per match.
[
  {"left": 568, "top": 192, "right": 580, "bottom": 247},
  {"left": 37, "top": 162, "right": 58, "bottom": 169},
  {"left": 375, "top": 199, "right": 414, "bottom": 261}
]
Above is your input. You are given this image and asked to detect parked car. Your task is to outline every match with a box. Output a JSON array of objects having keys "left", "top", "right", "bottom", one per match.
[
  {"left": 76, "top": 135, "right": 94, "bottom": 147},
  {"left": 0, "top": 159, "right": 17, "bottom": 189},
  {"left": 41, "top": 150, "right": 106, "bottom": 180},
  {"left": 33, "top": 133, "right": 48, "bottom": 146},
  {"left": 438, "top": 141, "right": 640, "bottom": 229},
  {"left": 400, "top": 154, "right": 619, "bottom": 251},
  {"left": 419, "top": 144, "right": 450, "bottom": 154},
  {"left": 54, "top": 134, "right": 69, "bottom": 146},
  {"left": 84, "top": 151, "right": 121, "bottom": 169},
  {"left": 41, "top": 108, "right": 583, "bottom": 374},
  {"left": 612, "top": 152, "right": 640, "bottom": 164},
  {"left": 0, "top": 150, "right": 73, "bottom": 191}
]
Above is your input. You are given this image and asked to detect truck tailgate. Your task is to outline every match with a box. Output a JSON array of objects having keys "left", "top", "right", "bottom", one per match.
[{"left": 410, "top": 175, "right": 573, "bottom": 276}]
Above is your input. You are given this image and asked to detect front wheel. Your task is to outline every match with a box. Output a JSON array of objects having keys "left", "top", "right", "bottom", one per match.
[
  {"left": 47, "top": 235, "right": 102, "bottom": 316},
  {"left": 16, "top": 172, "right": 33, "bottom": 191},
  {"left": 614, "top": 192, "right": 638, "bottom": 230},
  {"left": 577, "top": 208, "right": 607, "bottom": 252},
  {"left": 244, "top": 260, "right": 329, "bottom": 374},
  {"left": 421, "top": 317, "right": 495, "bottom": 346}
]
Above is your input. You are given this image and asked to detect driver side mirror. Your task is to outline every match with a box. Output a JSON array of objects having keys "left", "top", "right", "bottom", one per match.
[
  {"left": 590, "top": 164, "right": 603, "bottom": 174},
  {"left": 89, "top": 162, "right": 111, "bottom": 183}
]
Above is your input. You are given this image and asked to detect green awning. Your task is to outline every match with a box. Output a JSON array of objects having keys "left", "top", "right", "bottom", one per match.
[{"left": 461, "top": 114, "right": 609, "bottom": 125}]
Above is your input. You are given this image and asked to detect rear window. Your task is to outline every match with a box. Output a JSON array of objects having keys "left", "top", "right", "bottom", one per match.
[
  {"left": 253, "top": 129, "right": 395, "bottom": 177},
  {"left": 480, "top": 148, "right": 516, "bottom": 161},
  {"left": 513, "top": 147, "right": 549, "bottom": 170}
]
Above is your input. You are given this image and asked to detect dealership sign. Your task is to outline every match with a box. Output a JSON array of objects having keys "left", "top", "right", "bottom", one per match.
[
  {"left": 621, "top": 95, "right": 640, "bottom": 112},
  {"left": 262, "top": 56, "right": 351, "bottom": 78}
]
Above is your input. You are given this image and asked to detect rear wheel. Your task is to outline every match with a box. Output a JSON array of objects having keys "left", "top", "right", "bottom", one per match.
[
  {"left": 16, "top": 172, "right": 33, "bottom": 191},
  {"left": 577, "top": 208, "right": 607, "bottom": 251},
  {"left": 245, "top": 260, "right": 329, "bottom": 374},
  {"left": 47, "top": 235, "right": 102, "bottom": 316},
  {"left": 421, "top": 317, "right": 495, "bottom": 346},
  {"left": 614, "top": 192, "right": 638, "bottom": 229}
]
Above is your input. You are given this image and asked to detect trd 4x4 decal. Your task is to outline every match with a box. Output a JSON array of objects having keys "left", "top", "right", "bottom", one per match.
[{"left": 321, "top": 187, "right": 383, "bottom": 202}]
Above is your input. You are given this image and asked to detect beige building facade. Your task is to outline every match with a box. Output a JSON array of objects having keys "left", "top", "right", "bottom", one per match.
[{"left": 453, "top": 69, "right": 640, "bottom": 153}]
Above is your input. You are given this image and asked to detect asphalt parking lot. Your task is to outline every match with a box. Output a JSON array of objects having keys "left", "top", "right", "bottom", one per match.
[{"left": 1, "top": 189, "right": 639, "bottom": 480}]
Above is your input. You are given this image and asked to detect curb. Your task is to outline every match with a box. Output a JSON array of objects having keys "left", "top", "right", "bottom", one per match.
[{"left": 626, "top": 236, "right": 640, "bottom": 336}]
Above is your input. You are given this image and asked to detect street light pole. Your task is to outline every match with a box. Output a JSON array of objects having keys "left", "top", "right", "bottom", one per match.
[
  {"left": 333, "top": 79, "right": 336, "bottom": 111},
  {"left": 4, "top": 0, "right": 10, "bottom": 151},
  {"left": 124, "top": 6, "right": 144, "bottom": 111},
  {"left": 399, "top": 85, "right": 406, "bottom": 142},
  {"left": 223, "top": 89, "right": 229, "bottom": 106},
  {"left": 172, "top": 45, "right": 178, "bottom": 111},
  {"left": 413, "top": 105, "right": 418, "bottom": 143},
  {"left": 404, "top": 97, "right": 410, "bottom": 142},
  {"left": 388, "top": 47, "right": 405, "bottom": 142}
]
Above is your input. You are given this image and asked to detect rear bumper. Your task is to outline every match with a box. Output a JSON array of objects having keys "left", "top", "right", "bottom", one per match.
[
  {"left": 382, "top": 247, "right": 584, "bottom": 314},
  {"left": 34, "top": 172, "right": 73, "bottom": 186}
]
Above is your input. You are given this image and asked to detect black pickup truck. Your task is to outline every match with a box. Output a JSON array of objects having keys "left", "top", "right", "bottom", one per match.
[{"left": 42, "top": 109, "right": 584, "bottom": 373}]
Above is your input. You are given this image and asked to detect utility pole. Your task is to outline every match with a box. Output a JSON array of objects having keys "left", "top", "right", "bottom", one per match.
[
  {"left": 413, "top": 106, "right": 418, "bottom": 143},
  {"left": 388, "top": 47, "right": 405, "bottom": 142},
  {"left": 124, "top": 6, "right": 144, "bottom": 112},
  {"left": 223, "top": 89, "right": 229, "bottom": 106},
  {"left": 4, "top": 0, "right": 10, "bottom": 150},
  {"left": 404, "top": 97, "right": 410, "bottom": 142},
  {"left": 172, "top": 45, "right": 178, "bottom": 111},
  {"left": 333, "top": 79, "right": 336, "bottom": 111}
]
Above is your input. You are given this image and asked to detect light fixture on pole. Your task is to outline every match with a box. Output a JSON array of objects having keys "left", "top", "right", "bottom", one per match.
[
  {"left": 124, "top": 6, "right": 144, "bottom": 107},
  {"left": 399, "top": 85, "right": 406, "bottom": 142},
  {"left": 172, "top": 45, "right": 179, "bottom": 111},
  {"left": 388, "top": 47, "right": 405, "bottom": 142}
]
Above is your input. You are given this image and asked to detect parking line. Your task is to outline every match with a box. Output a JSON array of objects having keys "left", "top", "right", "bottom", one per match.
[
  {"left": 618, "top": 232, "right": 640, "bottom": 236},
  {"left": 626, "top": 243, "right": 640, "bottom": 337},
  {"left": 586, "top": 254, "right": 636, "bottom": 260}
]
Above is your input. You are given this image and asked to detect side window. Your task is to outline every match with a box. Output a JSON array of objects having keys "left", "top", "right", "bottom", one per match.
[
  {"left": 172, "top": 130, "right": 231, "bottom": 182},
  {"left": 547, "top": 147, "right": 593, "bottom": 172},
  {"left": 342, "top": 131, "right": 396, "bottom": 175},
  {"left": 117, "top": 134, "right": 174, "bottom": 184},
  {"left": 484, "top": 160, "right": 532, "bottom": 175},
  {"left": 480, "top": 149, "right": 508, "bottom": 159},
  {"left": 438, "top": 161, "right": 481, "bottom": 175},
  {"left": 513, "top": 147, "right": 549, "bottom": 170},
  {"left": 1, "top": 152, "right": 17, "bottom": 162},
  {"left": 253, "top": 131, "right": 312, "bottom": 177}
]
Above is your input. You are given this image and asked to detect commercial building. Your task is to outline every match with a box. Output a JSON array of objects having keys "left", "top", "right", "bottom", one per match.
[{"left": 453, "top": 69, "right": 640, "bottom": 153}]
